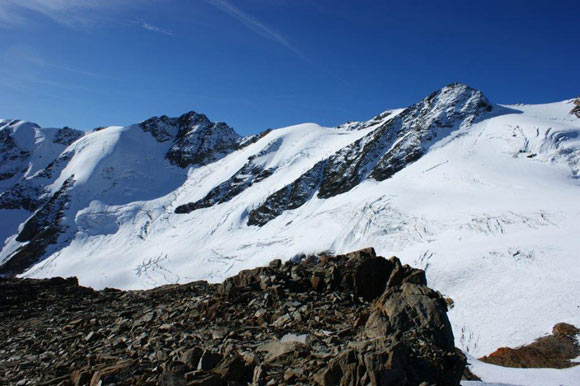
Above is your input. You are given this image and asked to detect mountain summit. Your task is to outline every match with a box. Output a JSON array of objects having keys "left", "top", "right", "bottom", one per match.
[{"left": 140, "top": 111, "right": 241, "bottom": 167}]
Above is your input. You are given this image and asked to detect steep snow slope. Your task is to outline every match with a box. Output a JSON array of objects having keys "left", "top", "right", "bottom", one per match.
[
  {"left": 0, "top": 111, "right": 244, "bottom": 275},
  {"left": 20, "top": 121, "right": 380, "bottom": 286},
  {"left": 1, "top": 85, "right": 579, "bottom": 384}
]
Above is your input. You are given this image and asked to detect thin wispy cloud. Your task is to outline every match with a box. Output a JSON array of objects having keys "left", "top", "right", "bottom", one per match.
[
  {"left": 205, "top": 0, "right": 349, "bottom": 85},
  {"left": 0, "top": 0, "right": 153, "bottom": 29},
  {"left": 141, "top": 21, "right": 173, "bottom": 36},
  {"left": 206, "top": 0, "right": 302, "bottom": 57},
  {"left": 0, "top": 0, "right": 113, "bottom": 27},
  {"left": 3, "top": 49, "right": 112, "bottom": 81}
]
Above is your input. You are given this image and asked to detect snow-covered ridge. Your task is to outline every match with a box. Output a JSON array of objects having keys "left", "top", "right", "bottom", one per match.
[
  {"left": 0, "top": 111, "right": 247, "bottom": 274},
  {"left": 247, "top": 83, "right": 493, "bottom": 226},
  {"left": 1, "top": 84, "right": 580, "bottom": 385}
]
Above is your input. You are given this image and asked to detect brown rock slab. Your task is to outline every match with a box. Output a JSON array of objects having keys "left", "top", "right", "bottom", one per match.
[{"left": 480, "top": 322, "right": 580, "bottom": 369}]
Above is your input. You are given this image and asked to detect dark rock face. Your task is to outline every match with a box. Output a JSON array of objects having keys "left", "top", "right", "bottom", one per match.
[
  {"left": 175, "top": 163, "right": 274, "bottom": 213},
  {"left": 0, "top": 150, "right": 74, "bottom": 212},
  {"left": 140, "top": 111, "right": 241, "bottom": 168},
  {"left": 0, "top": 248, "right": 464, "bottom": 385},
  {"left": 0, "top": 120, "right": 33, "bottom": 182},
  {"left": 0, "top": 176, "right": 74, "bottom": 276},
  {"left": 175, "top": 138, "right": 282, "bottom": 214},
  {"left": 238, "top": 129, "right": 272, "bottom": 149},
  {"left": 167, "top": 120, "right": 240, "bottom": 168},
  {"left": 248, "top": 83, "right": 493, "bottom": 226},
  {"left": 479, "top": 322, "right": 580, "bottom": 369},
  {"left": 0, "top": 182, "right": 43, "bottom": 211},
  {"left": 140, "top": 114, "right": 182, "bottom": 143},
  {"left": 247, "top": 161, "right": 325, "bottom": 226},
  {"left": 336, "top": 110, "right": 399, "bottom": 132},
  {"left": 571, "top": 96, "right": 580, "bottom": 118},
  {"left": 53, "top": 127, "right": 84, "bottom": 146}
]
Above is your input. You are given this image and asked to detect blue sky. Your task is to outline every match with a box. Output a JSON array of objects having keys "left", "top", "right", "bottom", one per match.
[{"left": 0, "top": 0, "right": 578, "bottom": 135}]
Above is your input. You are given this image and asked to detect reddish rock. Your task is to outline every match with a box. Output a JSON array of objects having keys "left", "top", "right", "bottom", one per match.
[{"left": 480, "top": 322, "right": 580, "bottom": 368}]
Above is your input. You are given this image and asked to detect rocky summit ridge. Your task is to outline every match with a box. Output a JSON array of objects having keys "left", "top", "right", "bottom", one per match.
[
  {"left": 0, "top": 248, "right": 466, "bottom": 386},
  {"left": 139, "top": 111, "right": 241, "bottom": 168}
]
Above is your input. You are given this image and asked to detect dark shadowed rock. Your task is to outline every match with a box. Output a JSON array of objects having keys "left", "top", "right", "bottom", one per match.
[
  {"left": 197, "top": 350, "right": 223, "bottom": 371},
  {"left": 0, "top": 176, "right": 74, "bottom": 276},
  {"left": 180, "top": 347, "right": 203, "bottom": 369},
  {"left": 212, "top": 354, "right": 253, "bottom": 382},
  {"left": 53, "top": 127, "right": 83, "bottom": 146},
  {"left": 571, "top": 96, "right": 580, "bottom": 118}
]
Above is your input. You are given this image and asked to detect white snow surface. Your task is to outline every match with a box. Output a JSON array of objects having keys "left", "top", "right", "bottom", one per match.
[
  {"left": 2, "top": 95, "right": 580, "bottom": 385},
  {"left": 462, "top": 356, "right": 580, "bottom": 386}
]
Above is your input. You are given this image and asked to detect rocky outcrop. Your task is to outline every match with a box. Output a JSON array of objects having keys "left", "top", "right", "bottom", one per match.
[
  {"left": 175, "top": 138, "right": 282, "bottom": 214},
  {"left": 238, "top": 129, "right": 272, "bottom": 149},
  {"left": 0, "top": 120, "right": 34, "bottom": 181},
  {"left": 175, "top": 163, "right": 274, "bottom": 213},
  {"left": 571, "top": 96, "right": 580, "bottom": 118},
  {"left": 0, "top": 248, "right": 465, "bottom": 385},
  {"left": 0, "top": 176, "right": 74, "bottom": 276},
  {"left": 247, "top": 161, "right": 325, "bottom": 226},
  {"left": 0, "top": 182, "right": 44, "bottom": 211},
  {"left": 248, "top": 83, "right": 493, "bottom": 226},
  {"left": 140, "top": 111, "right": 241, "bottom": 168},
  {"left": 139, "top": 111, "right": 241, "bottom": 168},
  {"left": 53, "top": 127, "right": 84, "bottom": 146},
  {"left": 335, "top": 110, "right": 399, "bottom": 132},
  {"left": 479, "top": 322, "right": 580, "bottom": 369}
]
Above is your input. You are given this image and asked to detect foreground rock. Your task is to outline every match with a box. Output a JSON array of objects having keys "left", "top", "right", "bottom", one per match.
[
  {"left": 479, "top": 322, "right": 580, "bottom": 369},
  {"left": 0, "top": 248, "right": 464, "bottom": 385}
]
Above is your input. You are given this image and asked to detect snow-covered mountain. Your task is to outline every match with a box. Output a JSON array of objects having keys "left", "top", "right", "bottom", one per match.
[{"left": 1, "top": 84, "right": 579, "bottom": 371}]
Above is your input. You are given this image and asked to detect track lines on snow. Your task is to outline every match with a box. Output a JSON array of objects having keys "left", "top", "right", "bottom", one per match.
[
  {"left": 134, "top": 254, "right": 180, "bottom": 286},
  {"left": 422, "top": 160, "right": 449, "bottom": 173},
  {"left": 416, "top": 250, "right": 433, "bottom": 271}
]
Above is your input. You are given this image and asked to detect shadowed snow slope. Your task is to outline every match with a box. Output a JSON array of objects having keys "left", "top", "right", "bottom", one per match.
[{"left": 1, "top": 84, "right": 579, "bottom": 384}]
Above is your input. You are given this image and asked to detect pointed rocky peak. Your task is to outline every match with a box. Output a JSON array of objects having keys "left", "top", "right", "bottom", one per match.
[
  {"left": 167, "top": 121, "right": 240, "bottom": 168},
  {"left": 175, "top": 110, "right": 212, "bottom": 136},
  {"left": 407, "top": 83, "right": 492, "bottom": 126},
  {"left": 138, "top": 110, "right": 241, "bottom": 168},
  {"left": 139, "top": 114, "right": 181, "bottom": 143}
]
